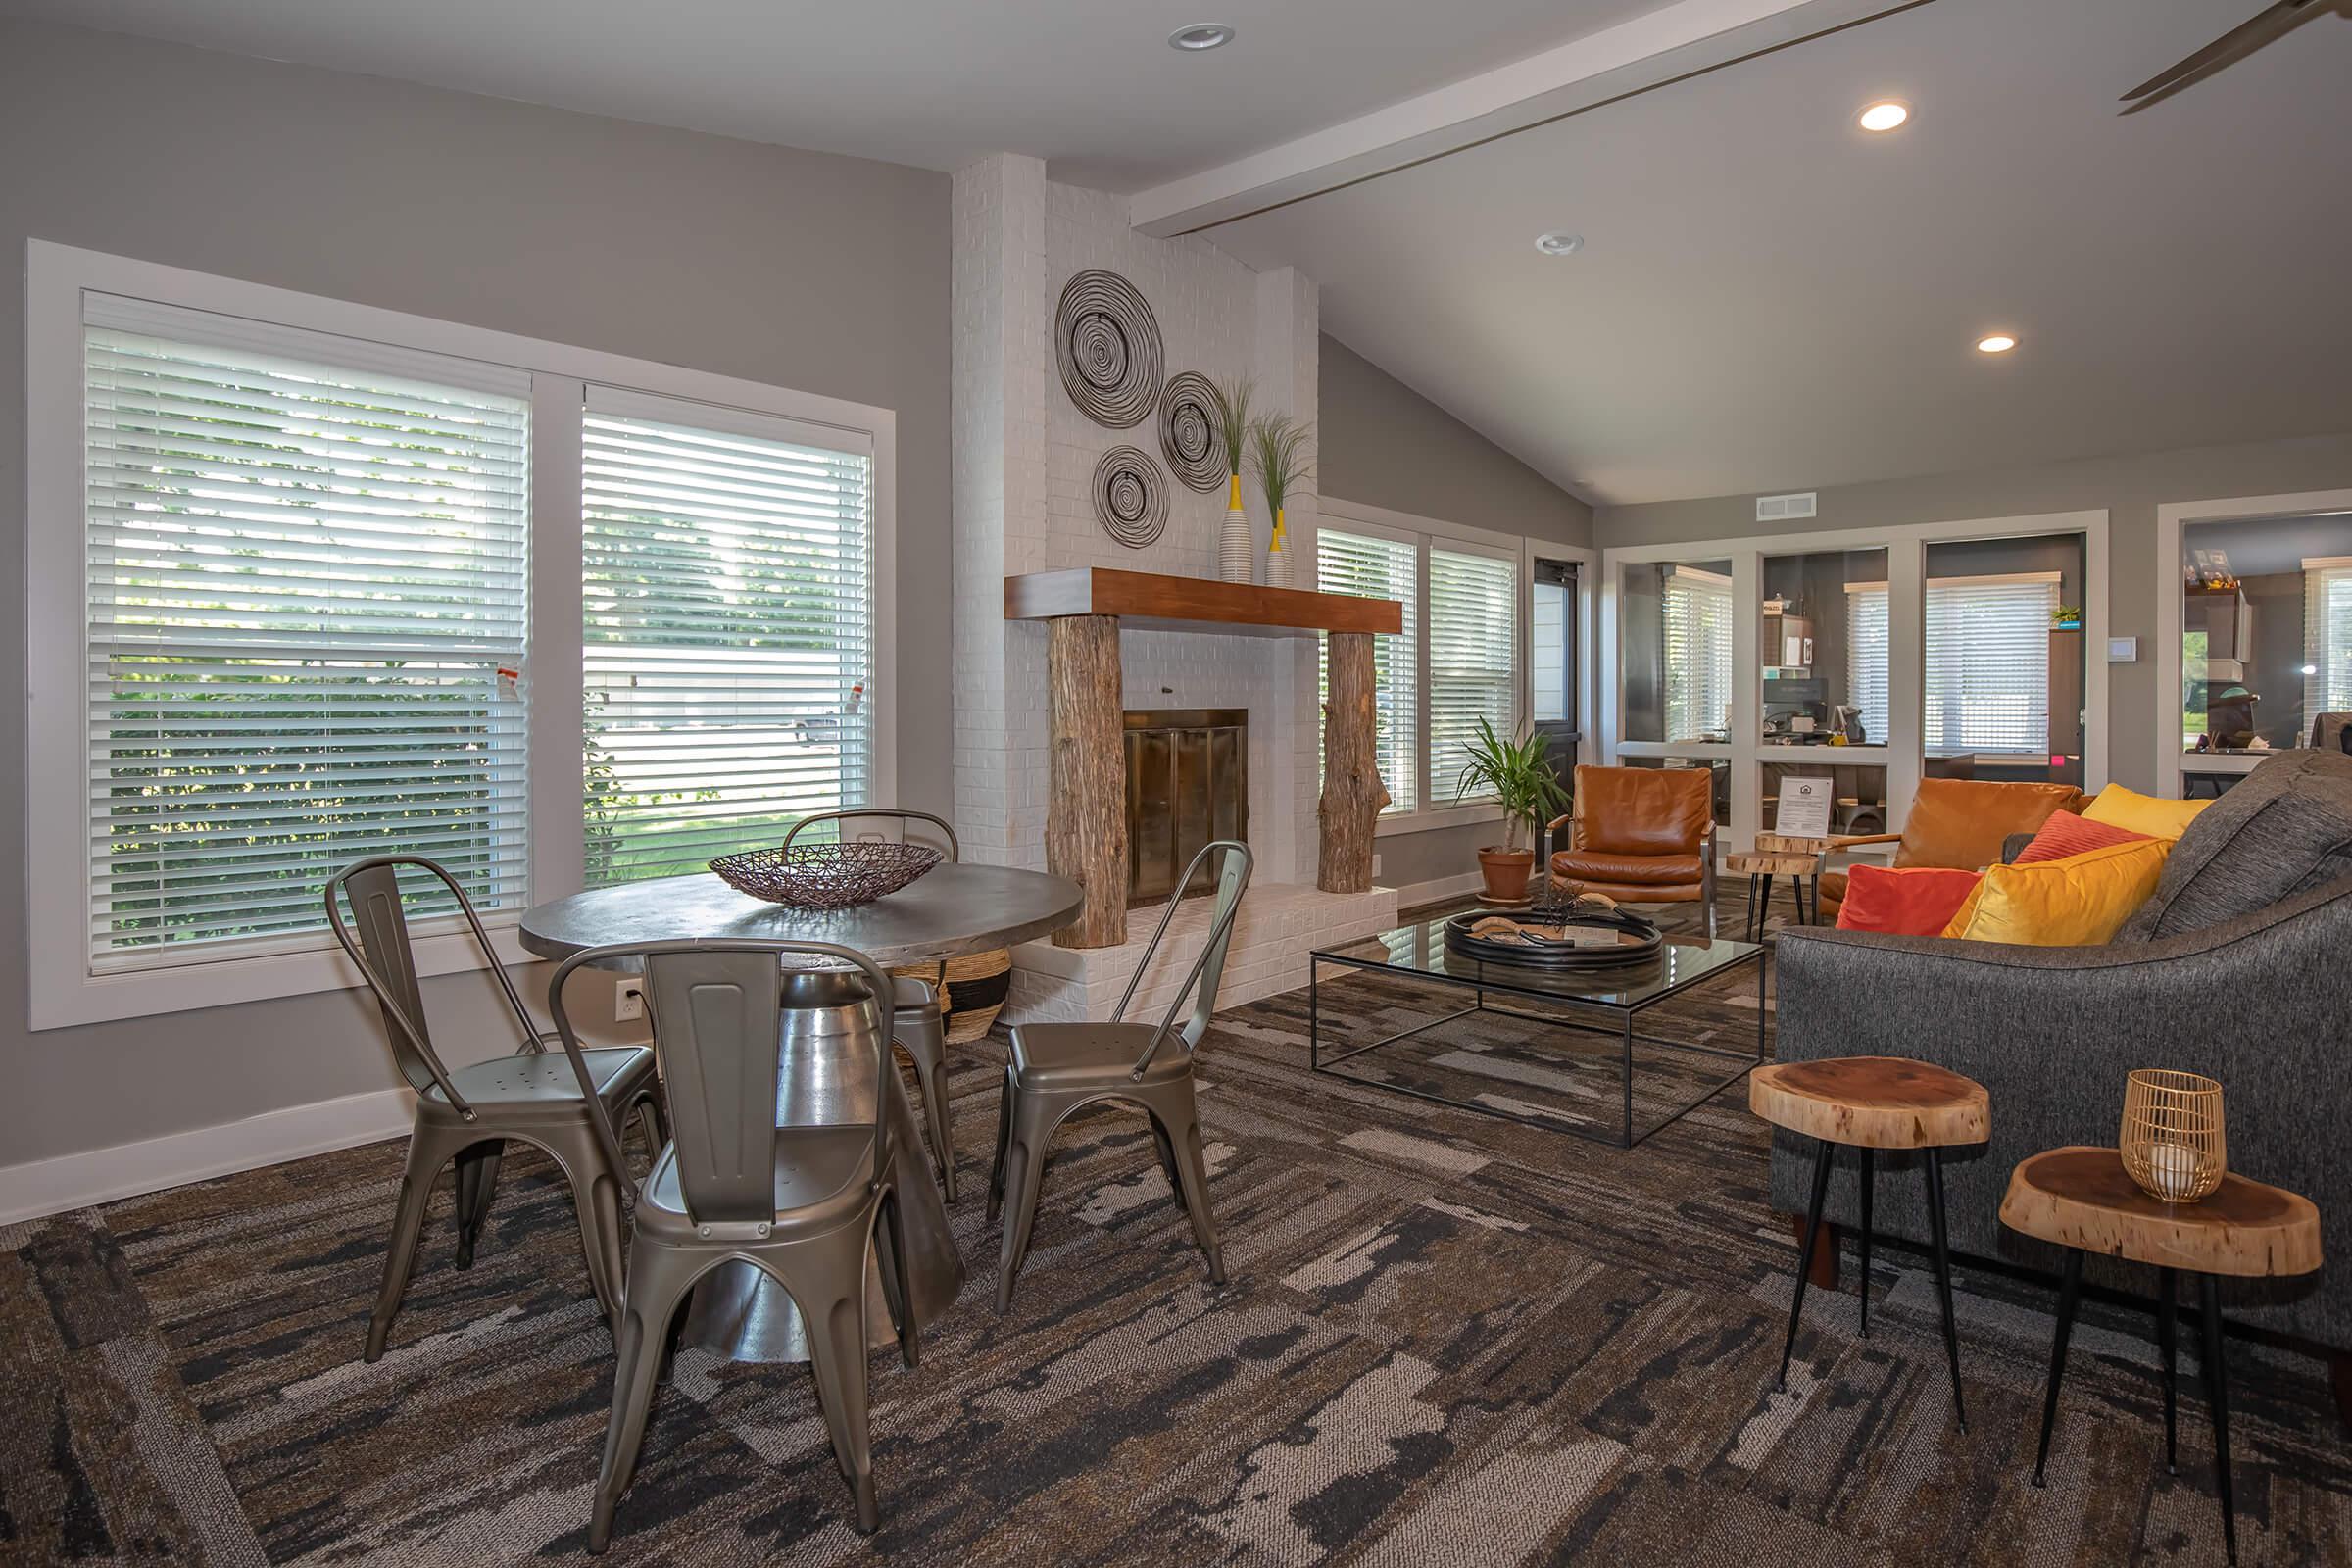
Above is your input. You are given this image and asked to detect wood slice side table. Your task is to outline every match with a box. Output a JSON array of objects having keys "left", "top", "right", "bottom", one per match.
[
  {"left": 1727, "top": 833, "right": 1832, "bottom": 939},
  {"left": 2001, "top": 1146, "right": 2322, "bottom": 1566},
  {"left": 1750, "top": 1055, "right": 1990, "bottom": 1428}
]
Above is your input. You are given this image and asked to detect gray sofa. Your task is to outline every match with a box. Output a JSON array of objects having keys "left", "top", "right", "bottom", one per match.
[{"left": 1771, "top": 748, "right": 2352, "bottom": 1382}]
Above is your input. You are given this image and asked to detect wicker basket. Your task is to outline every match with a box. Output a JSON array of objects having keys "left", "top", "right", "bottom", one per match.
[
  {"left": 890, "top": 948, "right": 1013, "bottom": 1044},
  {"left": 709, "top": 841, "right": 943, "bottom": 908}
]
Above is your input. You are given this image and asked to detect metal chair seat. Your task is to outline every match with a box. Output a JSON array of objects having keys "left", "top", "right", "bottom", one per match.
[
  {"left": 1008, "top": 1021, "right": 1198, "bottom": 1089},
  {"left": 636, "top": 1125, "right": 882, "bottom": 1233},
  {"left": 325, "top": 857, "right": 665, "bottom": 1365},
  {"left": 988, "top": 841, "right": 1253, "bottom": 1313},
  {"left": 421, "top": 1047, "right": 653, "bottom": 1113},
  {"left": 892, "top": 975, "right": 938, "bottom": 1011}
]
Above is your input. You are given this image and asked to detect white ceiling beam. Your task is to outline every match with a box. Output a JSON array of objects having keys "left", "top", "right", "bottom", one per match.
[{"left": 1128, "top": 0, "right": 1908, "bottom": 236}]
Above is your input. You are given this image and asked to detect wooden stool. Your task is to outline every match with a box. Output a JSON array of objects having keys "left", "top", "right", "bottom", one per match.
[
  {"left": 2001, "top": 1147, "right": 2322, "bottom": 1565},
  {"left": 1726, "top": 833, "right": 1831, "bottom": 939},
  {"left": 1750, "top": 1055, "right": 1990, "bottom": 1427}
]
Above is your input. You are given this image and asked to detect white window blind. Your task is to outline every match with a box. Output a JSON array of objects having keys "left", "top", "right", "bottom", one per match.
[
  {"left": 1924, "top": 574, "right": 2059, "bottom": 754},
  {"left": 1662, "top": 566, "right": 1735, "bottom": 742},
  {"left": 1429, "top": 546, "right": 1518, "bottom": 802},
  {"left": 1318, "top": 528, "right": 1418, "bottom": 813},
  {"left": 2305, "top": 558, "right": 2352, "bottom": 717},
  {"left": 581, "top": 389, "right": 875, "bottom": 885},
  {"left": 82, "top": 300, "right": 530, "bottom": 966},
  {"left": 1845, "top": 583, "right": 1890, "bottom": 745}
]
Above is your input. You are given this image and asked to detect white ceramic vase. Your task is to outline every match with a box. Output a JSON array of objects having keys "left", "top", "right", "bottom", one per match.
[
  {"left": 1265, "top": 506, "right": 1294, "bottom": 588},
  {"left": 1217, "top": 473, "right": 1252, "bottom": 584}
]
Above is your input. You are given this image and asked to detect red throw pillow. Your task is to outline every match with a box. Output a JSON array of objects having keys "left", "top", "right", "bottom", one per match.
[
  {"left": 2013, "top": 810, "right": 2154, "bottom": 864},
  {"left": 1835, "top": 865, "right": 1985, "bottom": 936}
]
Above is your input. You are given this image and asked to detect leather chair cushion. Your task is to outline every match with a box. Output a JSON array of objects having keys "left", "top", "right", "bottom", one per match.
[
  {"left": 1573, "top": 764, "right": 1712, "bottom": 857},
  {"left": 1553, "top": 849, "right": 1704, "bottom": 887},
  {"left": 1893, "top": 778, "right": 2082, "bottom": 871},
  {"left": 1565, "top": 878, "right": 1704, "bottom": 902}
]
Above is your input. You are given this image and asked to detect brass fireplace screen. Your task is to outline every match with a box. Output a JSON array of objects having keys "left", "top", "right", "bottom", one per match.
[{"left": 1124, "top": 709, "right": 1248, "bottom": 904}]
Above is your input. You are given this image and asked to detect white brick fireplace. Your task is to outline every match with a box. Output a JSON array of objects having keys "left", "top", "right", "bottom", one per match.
[{"left": 951, "top": 153, "right": 1396, "bottom": 1023}]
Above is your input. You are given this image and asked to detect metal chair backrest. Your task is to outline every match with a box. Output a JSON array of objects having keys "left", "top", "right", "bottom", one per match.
[
  {"left": 323, "top": 856, "right": 541, "bottom": 1119},
  {"left": 781, "top": 808, "right": 960, "bottom": 863},
  {"left": 1114, "top": 840, "right": 1253, "bottom": 1079},
  {"left": 548, "top": 939, "right": 898, "bottom": 1227}
]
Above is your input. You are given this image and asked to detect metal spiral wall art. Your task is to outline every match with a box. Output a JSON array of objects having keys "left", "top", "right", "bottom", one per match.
[
  {"left": 1055, "top": 269, "right": 1164, "bottom": 429},
  {"left": 1157, "top": 371, "right": 1224, "bottom": 492},
  {"left": 1091, "top": 446, "right": 1169, "bottom": 549}
]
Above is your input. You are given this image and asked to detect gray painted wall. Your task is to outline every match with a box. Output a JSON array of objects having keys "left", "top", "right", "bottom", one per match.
[
  {"left": 1596, "top": 432, "right": 2352, "bottom": 795},
  {"left": 1, "top": 22, "right": 950, "bottom": 1167},
  {"left": 1317, "top": 332, "right": 1593, "bottom": 892}
]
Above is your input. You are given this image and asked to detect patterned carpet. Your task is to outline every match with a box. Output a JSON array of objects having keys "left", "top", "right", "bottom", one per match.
[{"left": 7, "top": 894, "right": 2351, "bottom": 1565}]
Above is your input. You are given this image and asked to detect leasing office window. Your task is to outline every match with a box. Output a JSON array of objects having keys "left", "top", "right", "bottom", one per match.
[
  {"left": 32, "top": 249, "right": 891, "bottom": 1027},
  {"left": 582, "top": 395, "right": 874, "bottom": 886},
  {"left": 1845, "top": 583, "right": 1890, "bottom": 743},
  {"left": 1661, "top": 565, "right": 1735, "bottom": 743},
  {"left": 2306, "top": 559, "right": 2352, "bottom": 716},
  {"left": 1318, "top": 523, "right": 1520, "bottom": 816},
  {"left": 1923, "top": 575, "right": 2059, "bottom": 753},
  {"left": 81, "top": 301, "right": 532, "bottom": 961}
]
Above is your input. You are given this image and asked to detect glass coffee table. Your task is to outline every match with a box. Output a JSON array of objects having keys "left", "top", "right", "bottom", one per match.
[{"left": 1309, "top": 917, "right": 1767, "bottom": 1149}]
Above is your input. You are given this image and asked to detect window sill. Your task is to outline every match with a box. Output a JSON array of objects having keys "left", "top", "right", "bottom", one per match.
[
  {"left": 1376, "top": 803, "right": 1506, "bottom": 839},
  {"left": 29, "top": 919, "right": 534, "bottom": 1032}
]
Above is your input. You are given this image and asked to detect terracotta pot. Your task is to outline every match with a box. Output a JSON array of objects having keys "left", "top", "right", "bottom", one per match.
[{"left": 1476, "top": 847, "right": 1536, "bottom": 903}]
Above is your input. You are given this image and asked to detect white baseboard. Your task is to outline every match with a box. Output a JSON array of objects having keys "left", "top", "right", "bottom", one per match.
[
  {"left": 0, "top": 1086, "right": 416, "bottom": 1225},
  {"left": 1389, "top": 871, "right": 1484, "bottom": 909}
]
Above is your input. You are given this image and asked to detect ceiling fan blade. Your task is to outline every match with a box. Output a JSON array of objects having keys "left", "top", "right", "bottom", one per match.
[{"left": 2121, "top": 0, "right": 2321, "bottom": 100}]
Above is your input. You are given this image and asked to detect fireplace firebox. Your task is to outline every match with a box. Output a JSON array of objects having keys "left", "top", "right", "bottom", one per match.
[{"left": 1123, "top": 709, "right": 1248, "bottom": 905}]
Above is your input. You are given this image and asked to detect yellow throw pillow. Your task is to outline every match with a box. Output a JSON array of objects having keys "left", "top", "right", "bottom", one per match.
[
  {"left": 2081, "top": 782, "right": 2210, "bottom": 842},
  {"left": 1939, "top": 837, "right": 2170, "bottom": 946}
]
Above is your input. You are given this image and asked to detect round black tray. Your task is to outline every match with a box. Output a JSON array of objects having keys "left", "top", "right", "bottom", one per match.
[{"left": 1443, "top": 908, "right": 1663, "bottom": 969}]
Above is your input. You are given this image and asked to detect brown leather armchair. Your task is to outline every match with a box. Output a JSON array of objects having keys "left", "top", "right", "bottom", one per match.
[
  {"left": 1816, "top": 776, "right": 2084, "bottom": 922},
  {"left": 1545, "top": 764, "right": 1717, "bottom": 936}
]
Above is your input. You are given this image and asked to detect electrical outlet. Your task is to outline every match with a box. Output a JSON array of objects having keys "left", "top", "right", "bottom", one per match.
[{"left": 614, "top": 979, "right": 645, "bottom": 1023}]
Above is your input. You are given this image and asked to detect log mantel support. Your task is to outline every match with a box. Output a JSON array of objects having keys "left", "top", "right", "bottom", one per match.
[
  {"left": 1046, "top": 614, "right": 1127, "bottom": 949},
  {"left": 1318, "top": 630, "right": 1389, "bottom": 894}
]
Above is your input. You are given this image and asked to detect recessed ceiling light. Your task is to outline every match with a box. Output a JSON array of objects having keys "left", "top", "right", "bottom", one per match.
[
  {"left": 1976, "top": 333, "right": 2018, "bottom": 354},
  {"left": 1857, "top": 100, "right": 1911, "bottom": 132},
  {"left": 1167, "top": 23, "right": 1234, "bottom": 51},
  {"left": 1534, "top": 232, "right": 1585, "bottom": 257}
]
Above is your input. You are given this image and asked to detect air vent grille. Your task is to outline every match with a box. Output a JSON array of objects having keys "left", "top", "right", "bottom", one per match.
[{"left": 1756, "top": 492, "right": 1818, "bottom": 522}]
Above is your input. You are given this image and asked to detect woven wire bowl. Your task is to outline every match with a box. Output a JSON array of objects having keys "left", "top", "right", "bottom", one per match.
[
  {"left": 2120, "top": 1067, "right": 2227, "bottom": 1202},
  {"left": 709, "top": 841, "right": 944, "bottom": 908}
]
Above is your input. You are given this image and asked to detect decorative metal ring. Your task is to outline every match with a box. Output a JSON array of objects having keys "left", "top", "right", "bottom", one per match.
[
  {"left": 1055, "top": 270, "right": 1163, "bottom": 429},
  {"left": 1092, "top": 446, "right": 1169, "bottom": 549},
  {"left": 1158, "top": 370, "right": 1223, "bottom": 492}
]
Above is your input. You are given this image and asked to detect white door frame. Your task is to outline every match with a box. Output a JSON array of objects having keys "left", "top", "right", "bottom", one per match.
[{"left": 2154, "top": 488, "right": 2352, "bottom": 797}]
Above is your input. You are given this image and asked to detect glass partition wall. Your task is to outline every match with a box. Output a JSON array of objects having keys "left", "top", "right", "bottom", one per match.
[
  {"left": 1604, "top": 519, "right": 2104, "bottom": 854},
  {"left": 2176, "top": 511, "right": 2352, "bottom": 795}
]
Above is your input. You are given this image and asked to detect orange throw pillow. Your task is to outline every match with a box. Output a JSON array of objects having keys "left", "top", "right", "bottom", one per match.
[
  {"left": 2013, "top": 810, "right": 2153, "bottom": 864},
  {"left": 1835, "top": 864, "right": 1985, "bottom": 936}
]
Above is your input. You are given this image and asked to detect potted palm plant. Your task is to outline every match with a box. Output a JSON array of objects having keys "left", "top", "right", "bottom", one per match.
[{"left": 1452, "top": 717, "right": 1571, "bottom": 903}]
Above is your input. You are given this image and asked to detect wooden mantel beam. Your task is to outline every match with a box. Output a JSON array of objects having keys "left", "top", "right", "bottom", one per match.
[{"left": 1006, "top": 567, "right": 1399, "bottom": 637}]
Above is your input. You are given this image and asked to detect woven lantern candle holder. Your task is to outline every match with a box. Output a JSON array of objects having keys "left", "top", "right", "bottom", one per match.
[{"left": 2119, "top": 1068, "right": 2227, "bottom": 1203}]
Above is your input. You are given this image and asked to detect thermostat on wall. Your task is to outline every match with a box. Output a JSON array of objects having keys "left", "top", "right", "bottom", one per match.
[{"left": 2107, "top": 636, "right": 2139, "bottom": 662}]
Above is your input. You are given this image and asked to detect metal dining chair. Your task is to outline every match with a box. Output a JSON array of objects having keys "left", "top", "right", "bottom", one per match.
[
  {"left": 550, "top": 939, "right": 918, "bottom": 1550},
  {"left": 782, "top": 808, "right": 964, "bottom": 1199},
  {"left": 323, "top": 857, "right": 664, "bottom": 1362},
  {"left": 988, "top": 839, "right": 1252, "bottom": 1312}
]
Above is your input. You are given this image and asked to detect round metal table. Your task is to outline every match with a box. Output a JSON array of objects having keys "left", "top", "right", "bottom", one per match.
[{"left": 518, "top": 863, "right": 1082, "bottom": 1363}]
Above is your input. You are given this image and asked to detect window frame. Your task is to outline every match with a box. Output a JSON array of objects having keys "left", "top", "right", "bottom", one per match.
[
  {"left": 25, "top": 240, "right": 897, "bottom": 1029},
  {"left": 1318, "top": 498, "right": 1533, "bottom": 838}
]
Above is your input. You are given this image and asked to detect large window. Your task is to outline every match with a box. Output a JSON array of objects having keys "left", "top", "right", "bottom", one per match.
[
  {"left": 1661, "top": 566, "right": 1735, "bottom": 743},
  {"left": 1428, "top": 546, "right": 1518, "bottom": 802},
  {"left": 1317, "top": 515, "right": 1523, "bottom": 822},
  {"left": 1317, "top": 528, "right": 1419, "bottom": 813},
  {"left": 28, "top": 245, "right": 892, "bottom": 1027},
  {"left": 581, "top": 394, "right": 874, "bottom": 886},
  {"left": 1923, "top": 574, "right": 2059, "bottom": 753},
  {"left": 81, "top": 298, "right": 532, "bottom": 962},
  {"left": 1845, "top": 584, "right": 1890, "bottom": 744}
]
